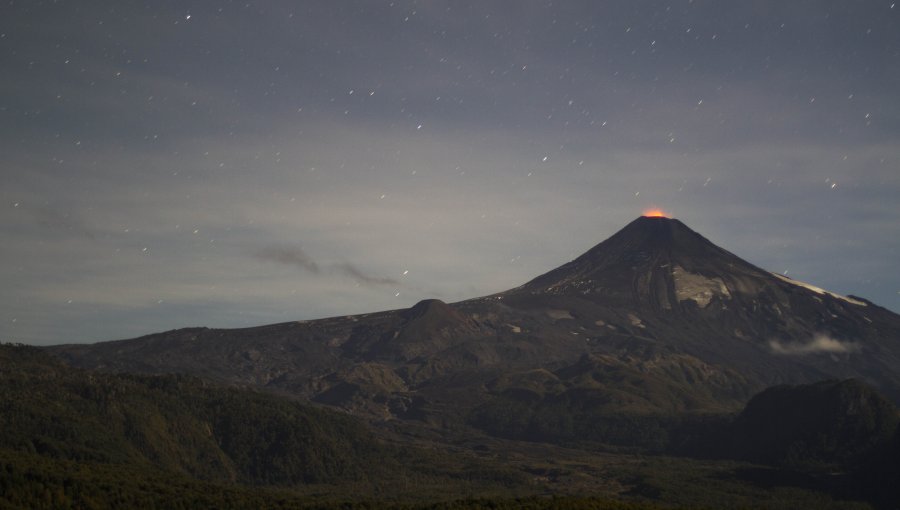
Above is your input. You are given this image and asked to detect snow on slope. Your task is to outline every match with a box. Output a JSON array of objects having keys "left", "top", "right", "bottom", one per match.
[{"left": 773, "top": 273, "right": 866, "bottom": 307}]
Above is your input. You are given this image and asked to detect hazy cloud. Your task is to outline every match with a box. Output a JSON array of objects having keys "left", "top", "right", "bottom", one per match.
[{"left": 769, "top": 334, "right": 860, "bottom": 355}]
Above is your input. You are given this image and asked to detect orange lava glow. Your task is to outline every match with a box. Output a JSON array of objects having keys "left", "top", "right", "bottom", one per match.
[{"left": 642, "top": 208, "right": 670, "bottom": 218}]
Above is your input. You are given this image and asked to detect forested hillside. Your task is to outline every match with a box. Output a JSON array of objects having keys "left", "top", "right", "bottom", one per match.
[
  {"left": 3, "top": 343, "right": 897, "bottom": 509},
  {"left": 0, "top": 344, "right": 527, "bottom": 507}
]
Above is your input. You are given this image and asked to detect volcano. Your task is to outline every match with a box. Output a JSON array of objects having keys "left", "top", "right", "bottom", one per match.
[
  {"left": 507, "top": 215, "right": 773, "bottom": 308},
  {"left": 51, "top": 216, "right": 900, "bottom": 421}
]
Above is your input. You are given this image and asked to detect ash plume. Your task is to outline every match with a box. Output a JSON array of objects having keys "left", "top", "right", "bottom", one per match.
[{"left": 256, "top": 245, "right": 397, "bottom": 287}]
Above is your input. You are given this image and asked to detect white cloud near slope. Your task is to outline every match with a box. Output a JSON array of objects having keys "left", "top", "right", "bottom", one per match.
[{"left": 769, "top": 334, "right": 860, "bottom": 355}]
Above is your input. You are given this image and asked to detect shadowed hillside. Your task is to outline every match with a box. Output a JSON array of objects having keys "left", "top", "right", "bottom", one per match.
[{"left": 0, "top": 344, "right": 530, "bottom": 507}]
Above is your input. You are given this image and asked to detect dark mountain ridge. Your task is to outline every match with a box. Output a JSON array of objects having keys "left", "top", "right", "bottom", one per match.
[
  {"left": 23, "top": 216, "right": 900, "bottom": 508},
  {"left": 729, "top": 378, "right": 900, "bottom": 468},
  {"left": 50, "top": 216, "right": 900, "bottom": 422}
]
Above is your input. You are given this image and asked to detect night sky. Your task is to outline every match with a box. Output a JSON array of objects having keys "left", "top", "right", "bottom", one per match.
[{"left": 3, "top": 1, "right": 899, "bottom": 345}]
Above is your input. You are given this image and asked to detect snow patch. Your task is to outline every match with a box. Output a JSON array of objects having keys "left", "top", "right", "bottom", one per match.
[
  {"left": 772, "top": 273, "right": 866, "bottom": 306},
  {"left": 627, "top": 313, "right": 646, "bottom": 328},
  {"left": 672, "top": 266, "right": 730, "bottom": 307}
]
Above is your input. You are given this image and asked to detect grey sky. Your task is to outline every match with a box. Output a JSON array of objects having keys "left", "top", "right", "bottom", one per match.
[{"left": 2, "top": 1, "right": 899, "bottom": 345}]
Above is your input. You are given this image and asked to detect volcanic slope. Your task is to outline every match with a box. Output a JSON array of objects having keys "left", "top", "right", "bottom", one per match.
[{"left": 51, "top": 216, "right": 900, "bottom": 425}]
